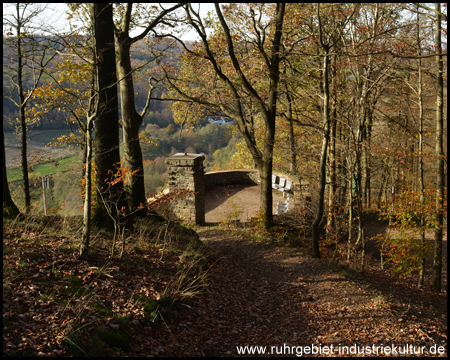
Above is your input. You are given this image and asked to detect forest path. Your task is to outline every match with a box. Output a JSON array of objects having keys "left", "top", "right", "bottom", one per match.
[{"left": 149, "top": 227, "right": 447, "bottom": 356}]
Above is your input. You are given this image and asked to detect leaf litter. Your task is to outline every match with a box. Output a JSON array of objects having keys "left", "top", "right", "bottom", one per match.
[{"left": 3, "top": 218, "right": 447, "bottom": 357}]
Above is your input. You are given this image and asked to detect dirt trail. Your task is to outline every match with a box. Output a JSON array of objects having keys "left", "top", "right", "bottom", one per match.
[
  {"left": 149, "top": 229, "right": 313, "bottom": 356},
  {"left": 148, "top": 227, "right": 447, "bottom": 357},
  {"left": 145, "top": 185, "right": 447, "bottom": 356}
]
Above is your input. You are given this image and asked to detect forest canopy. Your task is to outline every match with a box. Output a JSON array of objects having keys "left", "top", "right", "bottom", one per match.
[{"left": 3, "top": 3, "right": 447, "bottom": 288}]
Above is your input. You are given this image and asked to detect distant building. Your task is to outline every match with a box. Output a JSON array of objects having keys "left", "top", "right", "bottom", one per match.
[{"left": 206, "top": 116, "right": 236, "bottom": 125}]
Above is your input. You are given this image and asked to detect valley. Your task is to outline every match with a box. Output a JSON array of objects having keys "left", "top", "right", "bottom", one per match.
[{"left": 4, "top": 122, "right": 240, "bottom": 216}]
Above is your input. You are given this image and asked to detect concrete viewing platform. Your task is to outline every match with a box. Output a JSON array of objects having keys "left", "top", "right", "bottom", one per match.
[{"left": 147, "top": 153, "right": 310, "bottom": 224}]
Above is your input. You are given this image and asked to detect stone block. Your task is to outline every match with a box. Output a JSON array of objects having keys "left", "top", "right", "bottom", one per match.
[{"left": 165, "top": 153, "right": 205, "bottom": 225}]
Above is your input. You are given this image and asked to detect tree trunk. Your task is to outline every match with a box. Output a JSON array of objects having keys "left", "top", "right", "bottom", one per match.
[
  {"left": 285, "top": 91, "right": 298, "bottom": 174},
  {"left": 415, "top": 6, "right": 426, "bottom": 289},
  {"left": 80, "top": 118, "right": 93, "bottom": 257},
  {"left": 353, "top": 52, "right": 373, "bottom": 250},
  {"left": 3, "top": 132, "right": 21, "bottom": 219},
  {"left": 257, "top": 4, "right": 284, "bottom": 228},
  {"left": 218, "top": 3, "right": 284, "bottom": 229},
  {"left": 364, "top": 115, "right": 373, "bottom": 209},
  {"left": 112, "top": 3, "right": 183, "bottom": 212},
  {"left": 115, "top": 31, "right": 147, "bottom": 211},
  {"left": 326, "top": 57, "right": 337, "bottom": 242},
  {"left": 432, "top": 2, "right": 444, "bottom": 291},
  {"left": 360, "top": 228, "right": 366, "bottom": 272},
  {"left": 312, "top": 49, "right": 331, "bottom": 258},
  {"left": 4, "top": 5, "right": 56, "bottom": 215},
  {"left": 355, "top": 151, "right": 364, "bottom": 248},
  {"left": 347, "top": 163, "right": 359, "bottom": 263},
  {"left": 19, "top": 103, "right": 30, "bottom": 213},
  {"left": 15, "top": 18, "right": 31, "bottom": 214},
  {"left": 339, "top": 125, "right": 348, "bottom": 208},
  {"left": 90, "top": 3, "right": 125, "bottom": 228},
  {"left": 260, "top": 117, "right": 276, "bottom": 227}
]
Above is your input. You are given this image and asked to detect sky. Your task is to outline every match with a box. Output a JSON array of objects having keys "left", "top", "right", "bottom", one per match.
[{"left": 3, "top": 3, "right": 216, "bottom": 41}]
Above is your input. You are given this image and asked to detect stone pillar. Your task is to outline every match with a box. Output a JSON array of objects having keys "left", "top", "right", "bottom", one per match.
[{"left": 165, "top": 153, "right": 205, "bottom": 225}]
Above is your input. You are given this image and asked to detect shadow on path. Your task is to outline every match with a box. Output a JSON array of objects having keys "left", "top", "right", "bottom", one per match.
[{"left": 156, "top": 226, "right": 447, "bottom": 356}]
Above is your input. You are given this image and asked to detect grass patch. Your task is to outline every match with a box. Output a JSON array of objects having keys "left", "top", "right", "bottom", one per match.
[
  {"left": 339, "top": 269, "right": 352, "bottom": 279},
  {"left": 133, "top": 294, "right": 162, "bottom": 327},
  {"left": 93, "top": 326, "right": 133, "bottom": 352},
  {"left": 62, "top": 321, "right": 133, "bottom": 356},
  {"left": 372, "top": 295, "right": 387, "bottom": 306}
]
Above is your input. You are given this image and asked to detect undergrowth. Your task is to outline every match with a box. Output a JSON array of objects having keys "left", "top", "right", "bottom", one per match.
[{"left": 3, "top": 215, "right": 210, "bottom": 356}]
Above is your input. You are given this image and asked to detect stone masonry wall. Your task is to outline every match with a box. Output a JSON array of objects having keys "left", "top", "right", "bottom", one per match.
[{"left": 165, "top": 153, "right": 205, "bottom": 225}]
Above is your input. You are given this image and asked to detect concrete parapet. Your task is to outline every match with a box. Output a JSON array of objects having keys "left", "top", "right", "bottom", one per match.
[
  {"left": 205, "top": 169, "right": 309, "bottom": 198},
  {"left": 205, "top": 169, "right": 260, "bottom": 189}
]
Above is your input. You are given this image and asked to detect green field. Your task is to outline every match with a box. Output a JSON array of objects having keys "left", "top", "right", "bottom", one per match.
[
  {"left": 7, "top": 154, "right": 79, "bottom": 182},
  {"left": 5, "top": 129, "right": 80, "bottom": 182}
]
